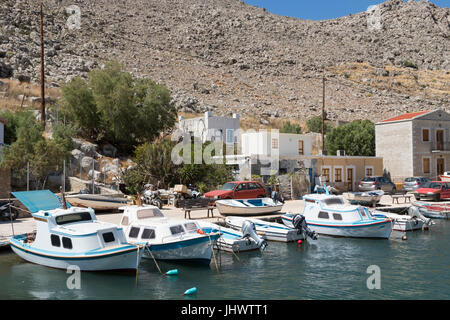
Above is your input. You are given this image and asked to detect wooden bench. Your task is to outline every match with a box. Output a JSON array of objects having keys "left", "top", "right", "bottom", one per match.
[
  {"left": 391, "top": 193, "right": 413, "bottom": 204},
  {"left": 180, "top": 198, "right": 215, "bottom": 219}
]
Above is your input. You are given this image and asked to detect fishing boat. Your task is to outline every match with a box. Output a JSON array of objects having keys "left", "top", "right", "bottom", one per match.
[
  {"left": 439, "top": 171, "right": 450, "bottom": 182},
  {"left": 282, "top": 193, "right": 393, "bottom": 238},
  {"left": 215, "top": 198, "right": 283, "bottom": 216},
  {"left": 197, "top": 220, "right": 267, "bottom": 253},
  {"left": 372, "top": 206, "right": 433, "bottom": 231},
  {"left": 225, "top": 216, "right": 308, "bottom": 242},
  {"left": 347, "top": 190, "right": 384, "bottom": 207},
  {"left": 119, "top": 205, "right": 220, "bottom": 264},
  {"left": 65, "top": 193, "right": 129, "bottom": 211},
  {"left": 412, "top": 201, "right": 450, "bottom": 219},
  {"left": 9, "top": 190, "right": 143, "bottom": 271}
]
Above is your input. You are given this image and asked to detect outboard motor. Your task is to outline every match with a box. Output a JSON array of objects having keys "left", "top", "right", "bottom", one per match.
[
  {"left": 242, "top": 220, "right": 267, "bottom": 250},
  {"left": 292, "top": 214, "right": 318, "bottom": 240},
  {"left": 408, "top": 206, "right": 432, "bottom": 227}
]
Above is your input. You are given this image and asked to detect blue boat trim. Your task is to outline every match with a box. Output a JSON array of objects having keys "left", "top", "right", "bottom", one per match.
[{"left": 146, "top": 233, "right": 220, "bottom": 252}]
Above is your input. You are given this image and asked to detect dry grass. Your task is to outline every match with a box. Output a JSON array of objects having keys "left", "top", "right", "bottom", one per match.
[{"left": 327, "top": 62, "right": 450, "bottom": 99}]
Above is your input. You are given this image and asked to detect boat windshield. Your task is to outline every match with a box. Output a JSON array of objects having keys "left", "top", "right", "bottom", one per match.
[
  {"left": 137, "top": 208, "right": 164, "bottom": 219},
  {"left": 55, "top": 212, "right": 92, "bottom": 225},
  {"left": 220, "top": 183, "right": 237, "bottom": 191},
  {"left": 422, "top": 182, "right": 442, "bottom": 189},
  {"left": 323, "top": 198, "right": 345, "bottom": 206}
]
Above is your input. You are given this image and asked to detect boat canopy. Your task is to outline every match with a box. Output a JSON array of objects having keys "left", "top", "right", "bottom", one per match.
[{"left": 12, "top": 190, "right": 71, "bottom": 213}]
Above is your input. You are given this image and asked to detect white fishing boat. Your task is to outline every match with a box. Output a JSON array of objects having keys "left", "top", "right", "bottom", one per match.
[
  {"left": 372, "top": 206, "right": 433, "bottom": 232},
  {"left": 9, "top": 190, "right": 143, "bottom": 271},
  {"left": 197, "top": 220, "right": 267, "bottom": 253},
  {"left": 119, "top": 205, "right": 220, "bottom": 264},
  {"left": 225, "top": 216, "right": 308, "bottom": 242},
  {"left": 215, "top": 198, "right": 283, "bottom": 216},
  {"left": 347, "top": 190, "right": 384, "bottom": 207},
  {"left": 66, "top": 193, "right": 129, "bottom": 211},
  {"left": 412, "top": 201, "right": 450, "bottom": 219},
  {"left": 282, "top": 193, "right": 393, "bottom": 239}
]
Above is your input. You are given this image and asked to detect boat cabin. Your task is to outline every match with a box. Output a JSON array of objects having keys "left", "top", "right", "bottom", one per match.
[
  {"left": 119, "top": 205, "right": 203, "bottom": 244},
  {"left": 302, "top": 194, "right": 375, "bottom": 222},
  {"left": 30, "top": 206, "right": 128, "bottom": 253}
]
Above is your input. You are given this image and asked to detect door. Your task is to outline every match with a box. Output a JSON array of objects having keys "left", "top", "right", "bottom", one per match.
[
  {"left": 437, "top": 158, "right": 445, "bottom": 177},
  {"left": 436, "top": 130, "right": 444, "bottom": 150},
  {"left": 233, "top": 183, "right": 248, "bottom": 199},
  {"left": 347, "top": 168, "right": 354, "bottom": 191}
]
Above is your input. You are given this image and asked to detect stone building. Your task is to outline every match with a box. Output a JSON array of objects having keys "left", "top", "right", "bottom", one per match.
[{"left": 375, "top": 109, "right": 450, "bottom": 182}]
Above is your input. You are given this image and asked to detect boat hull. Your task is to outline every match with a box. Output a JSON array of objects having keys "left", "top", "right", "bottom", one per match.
[
  {"left": 414, "top": 202, "right": 450, "bottom": 219},
  {"left": 144, "top": 234, "right": 219, "bottom": 264},
  {"left": 66, "top": 195, "right": 128, "bottom": 211},
  {"left": 9, "top": 236, "right": 142, "bottom": 271},
  {"left": 215, "top": 199, "right": 283, "bottom": 216}
]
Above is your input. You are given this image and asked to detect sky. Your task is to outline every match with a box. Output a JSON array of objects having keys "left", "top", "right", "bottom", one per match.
[{"left": 244, "top": 0, "right": 450, "bottom": 20}]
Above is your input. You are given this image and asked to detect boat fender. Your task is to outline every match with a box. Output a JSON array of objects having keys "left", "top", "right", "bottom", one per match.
[
  {"left": 242, "top": 220, "right": 267, "bottom": 250},
  {"left": 166, "top": 269, "right": 178, "bottom": 276},
  {"left": 183, "top": 287, "right": 197, "bottom": 296}
]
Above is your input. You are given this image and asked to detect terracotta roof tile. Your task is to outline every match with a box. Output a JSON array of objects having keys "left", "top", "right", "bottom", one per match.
[{"left": 381, "top": 110, "right": 433, "bottom": 123}]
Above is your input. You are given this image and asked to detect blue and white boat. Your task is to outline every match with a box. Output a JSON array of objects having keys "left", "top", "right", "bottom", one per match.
[
  {"left": 198, "top": 220, "right": 267, "bottom": 253},
  {"left": 119, "top": 205, "right": 220, "bottom": 264},
  {"left": 225, "top": 216, "right": 306, "bottom": 242},
  {"left": 281, "top": 193, "right": 393, "bottom": 239},
  {"left": 215, "top": 198, "right": 283, "bottom": 216},
  {"left": 9, "top": 191, "right": 143, "bottom": 271}
]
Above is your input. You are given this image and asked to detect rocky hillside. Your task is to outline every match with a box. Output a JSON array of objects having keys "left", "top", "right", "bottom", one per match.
[{"left": 1, "top": 0, "right": 449, "bottom": 124}]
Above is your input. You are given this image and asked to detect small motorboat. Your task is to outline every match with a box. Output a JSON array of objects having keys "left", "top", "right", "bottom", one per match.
[
  {"left": 412, "top": 201, "right": 450, "bottom": 219},
  {"left": 347, "top": 190, "right": 384, "bottom": 207},
  {"left": 372, "top": 206, "right": 433, "bottom": 231},
  {"left": 119, "top": 205, "right": 220, "bottom": 264},
  {"left": 439, "top": 172, "right": 450, "bottom": 182},
  {"left": 215, "top": 198, "right": 283, "bottom": 216},
  {"left": 225, "top": 216, "right": 307, "bottom": 242},
  {"left": 197, "top": 220, "right": 267, "bottom": 253},
  {"left": 284, "top": 193, "right": 393, "bottom": 239},
  {"left": 66, "top": 193, "right": 129, "bottom": 211},
  {"left": 9, "top": 190, "right": 143, "bottom": 271}
]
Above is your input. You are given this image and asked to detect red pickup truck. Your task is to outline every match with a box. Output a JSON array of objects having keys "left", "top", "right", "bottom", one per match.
[{"left": 204, "top": 181, "right": 266, "bottom": 200}]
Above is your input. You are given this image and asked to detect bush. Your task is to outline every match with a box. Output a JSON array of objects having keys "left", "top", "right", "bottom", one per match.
[
  {"left": 325, "top": 120, "right": 375, "bottom": 156},
  {"left": 280, "top": 121, "right": 302, "bottom": 134},
  {"left": 306, "top": 116, "right": 333, "bottom": 134},
  {"left": 402, "top": 60, "right": 418, "bottom": 69}
]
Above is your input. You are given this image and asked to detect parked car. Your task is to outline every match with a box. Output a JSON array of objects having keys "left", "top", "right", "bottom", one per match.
[
  {"left": 414, "top": 181, "right": 450, "bottom": 201},
  {"left": 358, "top": 176, "right": 396, "bottom": 194},
  {"left": 403, "top": 177, "right": 431, "bottom": 192},
  {"left": 204, "top": 181, "right": 266, "bottom": 200}
]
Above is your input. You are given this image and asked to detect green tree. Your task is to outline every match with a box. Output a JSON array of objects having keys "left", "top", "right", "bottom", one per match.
[
  {"left": 60, "top": 60, "right": 177, "bottom": 153},
  {"left": 280, "top": 121, "right": 302, "bottom": 134},
  {"left": 306, "top": 116, "right": 333, "bottom": 134},
  {"left": 325, "top": 120, "right": 375, "bottom": 156}
]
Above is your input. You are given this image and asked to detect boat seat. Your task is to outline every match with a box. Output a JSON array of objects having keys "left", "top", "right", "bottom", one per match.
[
  {"left": 180, "top": 198, "right": 215, "bottom": 219},
  {"left": 391, "top": 194, "right": 413, "bottom": 204}
]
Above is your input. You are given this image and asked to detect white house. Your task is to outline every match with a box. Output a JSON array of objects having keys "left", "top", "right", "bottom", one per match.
[{"left": 177, "top": 112, "right": 240, "bottom": 144}]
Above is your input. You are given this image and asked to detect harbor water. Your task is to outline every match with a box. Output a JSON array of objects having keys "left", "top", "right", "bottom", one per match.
[{"left": 0, "top": 220, "right": 449, "bottom": 300}]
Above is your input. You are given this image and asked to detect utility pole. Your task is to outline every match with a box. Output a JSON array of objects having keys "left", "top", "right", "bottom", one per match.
[
  {"left": 322, "top": 73, "right": 326, "bottom": 154},
  {"left": 40, "top": 2, "right": 46, "bottom": 129}
]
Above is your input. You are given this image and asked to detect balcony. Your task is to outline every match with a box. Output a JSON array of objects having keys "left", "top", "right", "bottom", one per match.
[{"left": 431, "top": 142, "right": 450, "bottom": 153}]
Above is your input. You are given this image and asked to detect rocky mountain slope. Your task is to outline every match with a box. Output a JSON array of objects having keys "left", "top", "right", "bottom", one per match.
[{"left": 1, "top": 0, "right": 449, "bottom": 124}]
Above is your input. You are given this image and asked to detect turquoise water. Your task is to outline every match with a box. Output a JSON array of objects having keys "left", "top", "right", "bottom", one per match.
[{"left": 0, "top": 220, "right": 449, "bottom": 300}]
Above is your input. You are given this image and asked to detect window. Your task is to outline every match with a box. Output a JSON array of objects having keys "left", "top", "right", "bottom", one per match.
[
  {"left": 226, "top": 129, "right": 234, "bottom": 144},
  {"left": 102, "top": 232, "right": 115, "bottom": 243},
  {"left": 51, "top": 234, "right": 60, "bottom": 247},
  {"left": 129, "top": 227, "right": 141, "bottom": 238},
  {"left": 55, "top": 212, "right": 92, "bottom": 225},
  {"left": 298, "top": 140, "right": 304, "bottom": 155},
  {"left": 322, "top": 168, "right": 330, "bottom": 182},
  {"left": 248, "top": 182, "right": 259, "bottom": 190},
  {"left": 121, "top": 216, "right": 129, "bottom": 226},
  {"left": 423, "top": 158, "right": 430, "bottom": 174},
  {"left": 422, "top": 129, "right": 429, "bottom": 142},
  {"left": 323, "top": 198, "right": 344, "bottom": 205},
  {"left": 366, "top": 167, "right": 373, "bottom": 177},
  {"left": 236, "top": 183, "right": 247, "bottom": 191},
  {"left": 318, "top": 211, "right": 329, "bottom": 219},
  {"left": 333, "top": 213, "right": 343, "bottom": 220},
  {"left": 137, "top": 208, "right": 164, "bottom": 219},
  {"left": 170, "top": 225, "right": 184, "bottom": 235},
  {"left": 335, "top": 168, "right": 342, "bottom": 182},
  {"left": 184, "top": 222, "right": 198, "bottom": 232},
  {"left": 141, "top": 228, "right": 155, "bottom": 239},
  {"left": 305, "top": 199, "right": 316, "bottom": 204},
  {"left": 62, "top": 237, "right": 72, "bottom": 249},
  {"left": 272, "top": 138, "right": 279, "bottom": 149}
]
